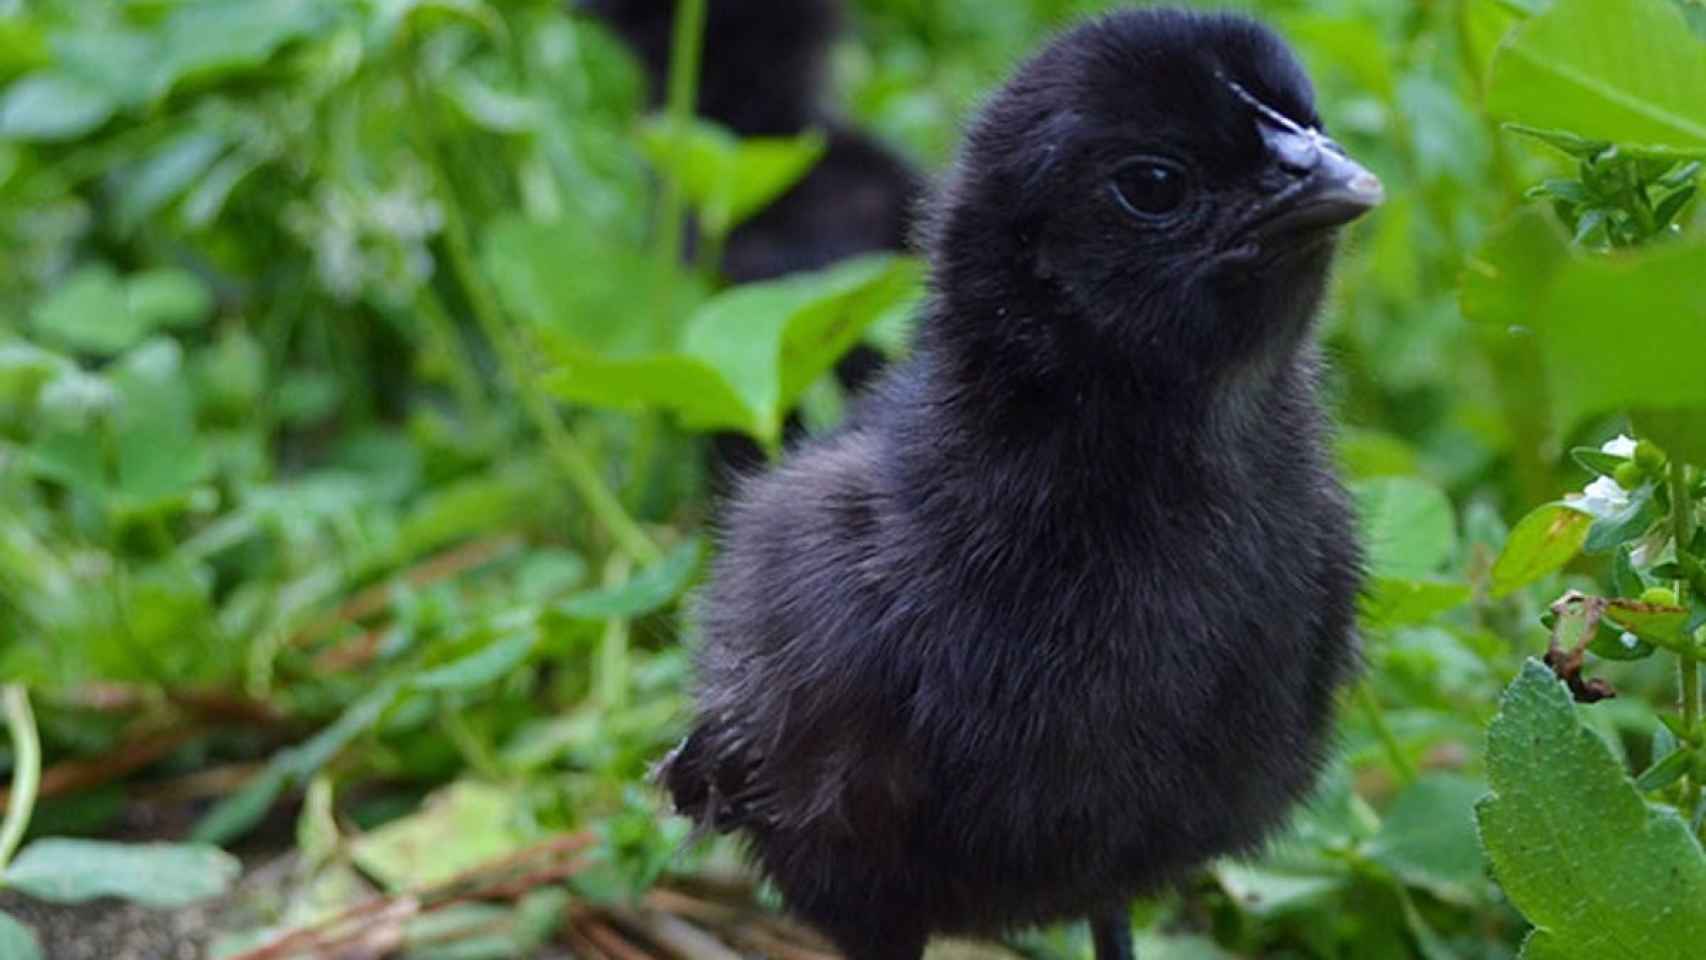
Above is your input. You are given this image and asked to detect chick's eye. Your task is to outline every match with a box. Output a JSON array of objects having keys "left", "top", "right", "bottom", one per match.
[{"left": 1110, "top": 158, "right": 1189, "bottom": 219}]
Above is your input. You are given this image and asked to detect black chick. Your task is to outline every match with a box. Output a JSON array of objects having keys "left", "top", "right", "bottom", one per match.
[{"left": 658, "top": 8, "right": 1378, "bottom": 959}]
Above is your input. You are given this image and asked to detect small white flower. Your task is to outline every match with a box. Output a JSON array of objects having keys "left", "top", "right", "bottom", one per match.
[
  {"left": 1567, "top": 475, "right": 1631, "bottom": 517},
  {"left": 1601, "top": 434, "right": 1638, "bottom": 458}
]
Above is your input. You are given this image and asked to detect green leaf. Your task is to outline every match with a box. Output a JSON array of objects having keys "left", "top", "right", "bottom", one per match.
[
  {"left": 1505, "top": 124, "right": 1612, "bottom": 160},
  {"left": 29, "top": 266, "right": 212, "bottom": 357},
  {"left": 156, "top": 0, "right": 337, "bottom": 87},
  {"left": 1465, "top": 208, "right": 1706, "bottom": 432},
  {"left": 1366, "top": 774, "right": 1490, "bottom": 905},
  {"left": 1634, "top": 745, "right": 1694, "bottom": 792},
  {"left": 1631, "top": 408, "right": 1706, "bottom": 467},
  {"left": 1582, "top": 483, "right": 1657, "bottom": 555},
  {"left": 1353, "top": 477, "right": 1458, "bottom": 580},
  {"left": 557, "top": 538, "right": 702, "bottom": 620},
  {"left": 678, "top": 255, "right": 922, "bottom": 442},
  {"left": 111, "top": 339, "right": 208, "bottom": 506},
  {"left": 1586, "top": 622, "right": 1655, "bottom": 661},
  {"left": 1489, "top": 0, "right": 1706, "bottom": 157},
  {"left": 350, "top": 782, "right": 536, "bottom": 891},
  {"left": 1475, "top": 661, "right": 1706, "bottom": 959},
  {"left": 1360, "top": 577, "right": 1474, "bottom": 629},
  {"left": 0, "top": 71, "right": 113, "bottom": 140},
  {"left": 2, "top": 839, "right": 239, "bottom": 907},
  {"left": 193, "top": 685, "right": 397, "bottom": 844},
  {"left": 29, "top": 266, "right": 135, "bottom": 355},
  {"left": 1460, "top": 206, "right": 1569, "bottom": 335},
  {"left": 639, "top": 119, "right": 826, "bottom": 238},
  {"left": 1604, "top": 598, "right": 1691, "bottom": 649},
  {"left": 1538, "top": 241, "right": 1706, "bottom": 422},
  {"left": 1490, "top": 503, "right": 1592, "bottom": 598},
  {"left": 50, "top": 29, "right": 167, "bottom": 107},
  {"left": 125, "top": 269, "right": 213, "bottom": 331},
  {"left": 541, "top": 350, "right": 759, "bottom": 437},
  {"left": 482, "top": 214, "right": 699, "bottom": 355},
  {"left": 0, "top": 912, "right": 43, "bottom": 960},
  {"left": 113, "top": 131, "right": 228, "bottom": 232},
  {"left": 412, "top": 628, "right": 537, "bottom": 690},
  {"left": 1569, "top": 446, "right": 1625, "bottom": 478},
  {"left": 540, "top": 256, "right": 920, "bottom": 445},
  {"left": 1213, "top": 862, "right": 1344, "bottom": 918}
]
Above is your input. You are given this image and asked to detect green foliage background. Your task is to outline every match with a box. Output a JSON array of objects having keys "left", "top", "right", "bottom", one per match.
[{"left": 1, "top": 0, "right": 1704, "bottom": 957}]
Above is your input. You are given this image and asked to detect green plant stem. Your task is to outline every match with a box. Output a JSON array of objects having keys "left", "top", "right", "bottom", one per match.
[
  {"left": 654, "top": 0, "right": 708, "bottom": 276},
  {"left": 1671, "top": 462, "right": 1701, "bottom": 823},
  {"left": 416, "top": 289, "right": 494, "bottom": 432},
  {"left": 0, "top": 685, "right": 41, "bottom": 873},
  {"left": 598, "top": 555, "right": 634, "bottom": 709},
  {"left": 1358, "top": 682, "right": 1417, "bottom": 787},
  {"left": 403, "top": 61, "right": 660, "bottom": 566}
]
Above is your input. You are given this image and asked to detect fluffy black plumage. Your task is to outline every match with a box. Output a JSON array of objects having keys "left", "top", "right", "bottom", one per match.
[{"left": 659, "top": 8, "right": 1378, "bottom": 959}]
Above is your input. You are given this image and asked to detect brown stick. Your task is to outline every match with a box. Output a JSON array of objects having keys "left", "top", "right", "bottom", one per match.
[
  {"left": 295, "top": 535, "right": 522, "bottom": 648},
  {"left": 223, "top": 832, "right": 594, "bottom": 960},
  {"left": 0, "top": 727, "right": 199, "bottom": 807}
]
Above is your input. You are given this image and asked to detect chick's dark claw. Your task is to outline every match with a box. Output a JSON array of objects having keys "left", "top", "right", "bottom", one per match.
[{"left": 659, "top": 9, "right": 1373, "bottom": 959}]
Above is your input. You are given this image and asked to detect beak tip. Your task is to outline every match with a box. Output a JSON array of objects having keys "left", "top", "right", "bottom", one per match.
[{"left": 1348, "top": 169, "right": 1385, "bottom": 210}]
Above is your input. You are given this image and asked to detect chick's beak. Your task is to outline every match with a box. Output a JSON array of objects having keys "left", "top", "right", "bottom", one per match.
[{"left": 1247, "top": 125, "right": 1384, "bottom": 242}]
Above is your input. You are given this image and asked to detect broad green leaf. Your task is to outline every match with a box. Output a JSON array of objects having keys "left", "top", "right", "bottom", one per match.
[
  {"left": 481, "top": 214, "right": 699, "bottom": 354},
  {"left": 1213, "top": 862, "right": 1344, "bottom": 918},
  {"left": 50, "top": 28, "right": 165, "bottom": 107},
  {"left": 349, "top": 781, "right": 534, "bottom": 890},
  {"left": 1568, "top": 446, "right": 1625, "bottom": 478},
  {"left": 29, "top": 266, "right": 136, "bottom": 355},
  {"left": 1464, "top": 208, "right": 1706, "bottom": 432},
  {"left": 541, "top": 350, "right": 758, "bottom": 437},
  {"left": 111, "top": 339, "right": 208, "bottom": 506},
  {"left": 1360, "top": 577, "right": 1474, "bottom": 629},
  {"left": 774, "top": 256, "right": 922, "bottom": 404},
  {"left": 29, "top": 267, "right": 213, "bottom": 357},
  {"left": 2, "top": 839, "right": 239, "bottom": 907},
  {"left": 679, "top": 255, "right": 921, "bottom": 442},
  {"left": 1604, "top": 598, "right": 1690, "bottom": 649},
  {"left": 538, "top": 256, "right": 920, "bottom": 445},
  {"left": 1489, "top": 0, "right": 1706, "bottom": 156},
  {"left": 125, "top": 269, "right": 213, "bottom": 331},
  {"left": 1352, "top": 477, "right": 1458, "bottom": 580},
  {"left": 1489, "top": 503, "right": 1591, "bottom": 598},
  {"left": 411, "top": 628, "right": 538, "bottom": 690},
  {"left": 1460, "top": 207, "right": 1568, "bottom": 334},
  {"left": 1337, "top": 428, "right": 1420, "bottom": 479},
  {"left": 0, "top": 911, "right": 43, "bottom": 960},
  {"left": 0, "top": 71, "right": 113, "bottom": 140},
  {"left": 1476, "top": 661, "right": 1706, "bottom": 959},
  {"left": 0, "top": 341, "right": 71, "bottom": 407},
  {"left": 1631, "top": 408, "right": 1706, "bottom": 466},
  {"left": 1366, "top": 774, "right": 1490, "bottom": 905},
  {"left": 1132, "top": 934, "right": 1237, "bottom": 960},
  {"left": 157, "top": 0, "right": 337, "bottom": 86},
  {"left": 114, "top": 131, "right": 229, "bottom": 232},
  {"left": 1537, "top": 240, "right": 1706, "bottom": 422},
  {"left": 639, "top": 119, "right": 826, "bottom": 237},
  {"left": 1634, "top": 745, "right": 1694, "bottom": 792},
  {"left": 557, "top": 537, "right": 702, "bottom": 620}
]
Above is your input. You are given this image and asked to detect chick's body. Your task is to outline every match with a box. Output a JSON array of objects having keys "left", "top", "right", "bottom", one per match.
[{"left": 660, "top": 9, "right": 1370, "bottom": 958}]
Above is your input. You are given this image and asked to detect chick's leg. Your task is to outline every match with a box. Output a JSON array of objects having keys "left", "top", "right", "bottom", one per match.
[{"left": 1090, "top": 909, "right": 1135, "bottom": 960}]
